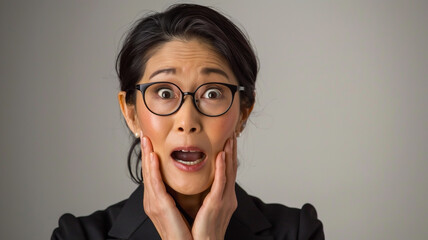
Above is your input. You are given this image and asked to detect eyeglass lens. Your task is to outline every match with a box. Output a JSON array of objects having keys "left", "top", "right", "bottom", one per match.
[{"left": 144, "top": 82, "right": 234, "bottom": 116}]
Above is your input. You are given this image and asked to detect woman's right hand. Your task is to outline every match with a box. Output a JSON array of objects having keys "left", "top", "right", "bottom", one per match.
[{"left": 140, "top": 134, "right": 193, "bottom": 240}]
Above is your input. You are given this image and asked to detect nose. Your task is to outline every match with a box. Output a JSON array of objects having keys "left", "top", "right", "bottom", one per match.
[{"left": 174, "top": 96, "right": 202, "bottom": 134}]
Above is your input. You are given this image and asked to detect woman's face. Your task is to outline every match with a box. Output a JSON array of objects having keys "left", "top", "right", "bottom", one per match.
[{"left": 134, "top": 39, "right": 243, "bottom": 195}]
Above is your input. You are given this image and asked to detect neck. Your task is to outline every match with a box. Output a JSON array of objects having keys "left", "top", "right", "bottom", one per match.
[{"left": 166, "top": 185, "right": 210, "bottom": 219}]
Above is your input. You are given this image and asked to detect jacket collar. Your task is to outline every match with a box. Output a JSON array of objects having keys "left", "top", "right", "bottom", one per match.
[
  {"left": 232, "top": 184, "right": 272, "bottom": 233},
  {"left": 108, "top": 185, "right": 148, "bottom": 239},
  {"left": 108, "top": 184, "right": 272, "bottom": 239}
]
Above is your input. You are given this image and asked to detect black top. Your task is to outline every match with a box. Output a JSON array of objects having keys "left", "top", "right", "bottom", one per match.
[{"left": 51, "top": 184, "right": 324, "bottom": 240}]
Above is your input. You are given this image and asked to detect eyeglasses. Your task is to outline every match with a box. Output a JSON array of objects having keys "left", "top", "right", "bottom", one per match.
[{"left": 135, "top": 82, "right": 245, "bottom": 117}]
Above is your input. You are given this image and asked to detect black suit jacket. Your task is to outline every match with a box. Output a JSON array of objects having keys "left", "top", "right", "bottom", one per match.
[{"left": 52, "top": 184, "right": 324, "bottom": 239}]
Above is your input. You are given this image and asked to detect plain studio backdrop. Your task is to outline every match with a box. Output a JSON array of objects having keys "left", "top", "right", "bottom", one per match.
[{"left": 1, "top": 0, "right": 427, "bottom": 239}]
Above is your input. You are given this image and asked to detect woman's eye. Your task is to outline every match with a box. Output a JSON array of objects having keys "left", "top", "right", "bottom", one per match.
[
  {"left": 157, "top": 88, "right": 175, "bottom": 99},
  {"left": 203, "top": 88, "right": 222, "bottom": 99}
]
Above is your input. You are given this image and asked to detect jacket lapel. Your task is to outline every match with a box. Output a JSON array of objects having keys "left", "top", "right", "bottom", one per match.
[
  {"left": 108, "top": 185, "right": 160, "bottom": 239},
  {"left": 107, "top": 184, "right": 274, "bottom": 240},
  {"left": 225, "top": 184, "right": 273, "bottom": 240}
]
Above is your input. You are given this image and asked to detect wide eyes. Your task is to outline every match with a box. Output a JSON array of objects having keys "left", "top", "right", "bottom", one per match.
[
  {"left": 202, "top": 88, "right": 222, "bottom": 99},
  {"left": 157, "top": 88, "right": 175, "bottom": 99},
  {"left": 137, "top": 81, "right": 241, "bottom": 116},
  {"left": 156, "top": 86, "right": 223, "bottom": 99}
]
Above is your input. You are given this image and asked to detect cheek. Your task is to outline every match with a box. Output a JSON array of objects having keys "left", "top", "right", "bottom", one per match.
[
  {"left": 207, "top": 108, "right": 240, "bottom": 152},
  {"left": 136, "top": 103, "right": 171, "bottom": 152}
]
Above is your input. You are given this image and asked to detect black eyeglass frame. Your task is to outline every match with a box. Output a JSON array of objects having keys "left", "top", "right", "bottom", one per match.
[{"left": 135, "top": 81, "right": 245, "bottom": 117}]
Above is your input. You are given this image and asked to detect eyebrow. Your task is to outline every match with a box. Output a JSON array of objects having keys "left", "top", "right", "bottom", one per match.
[
  {"left": 201, "top": 67, "right": 229, "bottom": 80},
  {"left": 148, "top": 67, "right": 229, "bottom": 80},
  {"left": 149, "top": 68, "right": 176, "bottom": 79}
]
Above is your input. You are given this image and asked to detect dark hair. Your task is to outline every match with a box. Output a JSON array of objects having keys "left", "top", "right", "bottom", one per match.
[{"left": 116, "top": 3, "right": 258, "bottom": 184}]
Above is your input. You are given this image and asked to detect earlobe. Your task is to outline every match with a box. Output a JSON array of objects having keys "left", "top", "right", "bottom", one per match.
[{"left": 118, "top": 91, "right": 141, "bottom": 136}]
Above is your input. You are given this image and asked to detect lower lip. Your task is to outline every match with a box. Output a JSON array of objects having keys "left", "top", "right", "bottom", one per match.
[{"left": 171, "top": 155, "right": 207, "bottom": 172}]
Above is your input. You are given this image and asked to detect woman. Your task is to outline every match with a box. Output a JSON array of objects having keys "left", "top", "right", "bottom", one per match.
[{"left": 52, "top": 4, "right": 324, "bottom": 240}]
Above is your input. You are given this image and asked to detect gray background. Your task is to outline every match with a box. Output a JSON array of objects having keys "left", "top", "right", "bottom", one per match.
[{"left": 1, "top": 0, "right": 427, "bottom": 239}]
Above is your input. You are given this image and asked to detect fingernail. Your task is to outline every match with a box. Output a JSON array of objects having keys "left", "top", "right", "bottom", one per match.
[
  {"left": 221, "top": 151, "right": 226, "bottom": 161},
  {"left": 150, "top": 152, "right": 154, "bottom": 162}
]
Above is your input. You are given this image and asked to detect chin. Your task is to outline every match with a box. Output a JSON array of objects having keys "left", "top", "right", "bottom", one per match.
[{"left": 166, "top": 174, "right": 214, "bottom": 196}]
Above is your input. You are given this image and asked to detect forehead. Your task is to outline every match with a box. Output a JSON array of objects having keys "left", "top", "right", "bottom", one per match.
[{"left": 142, "top": 39, "right": 236, "bottom": 84}]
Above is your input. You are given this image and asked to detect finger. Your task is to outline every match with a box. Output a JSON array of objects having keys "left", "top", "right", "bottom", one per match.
[
  {"left": 142, "top": 140, "right": 174, "bottom": 211},
  {"left": 141, "top": 136, "right": 152, "bottom": 183},
  {"left": 140, "top": 136, "right": 154, "bottom": 211},
  {"left": 149, "top": 152, "right": 168, "bottom": 196},
  {"left": 224, "top": 135, "right": 237, "bottom": 193},
  {"left": 141, "top": 138, "right": 170, "bottom": 199},
  {"left": 140, "top": 135, "right": 148, "bottom": 180},
  {"left": 209, "top": 150, "right": 227, "bottom": 201},
  {"left": 225, "top": 136, "right": 234, "bottom": 181},
  {"left": 141, "top": 136, "right": 157, "bottom": 193},
  {"left": 142, "top": 134, "right": 154, "bottom": 156},
  {"left": 233, "top": 132, "right": 238, "bottom": 177}
]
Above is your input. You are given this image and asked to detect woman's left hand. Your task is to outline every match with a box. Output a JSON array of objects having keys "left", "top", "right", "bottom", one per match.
[{"left": 191, "top": 134, "right": 238, "bottom": 240}]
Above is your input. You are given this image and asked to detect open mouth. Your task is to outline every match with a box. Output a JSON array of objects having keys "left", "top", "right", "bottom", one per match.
[{"left": 171, "top": 150, "right": 206, "bottom": 166}]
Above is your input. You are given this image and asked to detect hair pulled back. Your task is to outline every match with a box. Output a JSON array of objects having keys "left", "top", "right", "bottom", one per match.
[{"left": 116, "top": 4, "right": 258, "bottom": 184}]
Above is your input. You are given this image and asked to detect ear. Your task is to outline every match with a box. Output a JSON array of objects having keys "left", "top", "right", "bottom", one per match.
[
  {"left": 236, "top": 103, "right": 254, "bottom": 135},
  {"left": 118, "top": 91, "right": 141, "bottom": 136}
]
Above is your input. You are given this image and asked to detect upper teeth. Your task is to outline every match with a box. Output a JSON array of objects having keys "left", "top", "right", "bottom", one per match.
[{"left": 180, "top": 150, "right": 198, "bottom": 152}]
